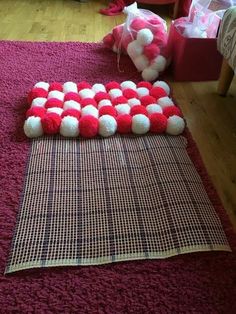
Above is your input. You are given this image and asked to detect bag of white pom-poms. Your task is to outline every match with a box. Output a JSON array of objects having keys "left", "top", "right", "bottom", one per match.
[{"left": 102, "top": 2, "right": 169, "bottom": 81}]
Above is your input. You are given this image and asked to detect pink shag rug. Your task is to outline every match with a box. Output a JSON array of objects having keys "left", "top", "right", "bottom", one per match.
[{"left": 0, "top": 41, "right": 236, "bottom": 313}]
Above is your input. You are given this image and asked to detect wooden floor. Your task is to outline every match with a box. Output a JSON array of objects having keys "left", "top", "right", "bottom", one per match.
[{"left": 1, "top": 0, "right": 236, "bottom": 229}]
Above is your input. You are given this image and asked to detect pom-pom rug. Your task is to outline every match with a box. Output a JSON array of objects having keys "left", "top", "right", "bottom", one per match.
[
  {"left": 0, "top": 41, "right": 236, "bottom": 313},
  {"left": 24, "top": 80, "right": 185, "bottom": 138}
]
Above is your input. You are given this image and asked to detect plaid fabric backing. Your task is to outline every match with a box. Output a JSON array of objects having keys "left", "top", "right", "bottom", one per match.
[{"left": 6, "top": 135, "right": 230, "bottom": 273}]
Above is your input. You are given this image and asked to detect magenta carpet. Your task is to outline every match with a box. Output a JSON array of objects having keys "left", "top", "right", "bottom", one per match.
[{"left": 0, "top": 41, "right": 236, "bottom": 313}]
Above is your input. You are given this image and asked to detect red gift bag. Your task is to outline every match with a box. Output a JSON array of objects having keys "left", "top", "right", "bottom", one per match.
[{"left": 167, "top": 22, "right": 223, "bottom": 81}]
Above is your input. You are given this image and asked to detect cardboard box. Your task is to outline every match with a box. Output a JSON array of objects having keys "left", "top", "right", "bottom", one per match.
[{"left": 167, "top": 22, "right": 223, "bottom": 81}]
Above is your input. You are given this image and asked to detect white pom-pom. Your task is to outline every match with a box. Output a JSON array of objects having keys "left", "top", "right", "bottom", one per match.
[
  {"left": 109, "top": 88, "right": 123, "bottom": 99},
  {"left": 48, "top": 90, "right": 64, "bottom": 101},
  {"left": 115, "top": 104, "right": 130, "bottom": 115},
  {"left": 128, "top": 98, "right": 141, "bottom": 107},
  {"left": 79, "top": 88, "right": 95, "bottom": 99},
  {"left": 24, "top": 116, "right": 43, "bottom": 138},
  {"left": 158, "top": 97, "right": 174, "bottom": 108},
  {"left": 64, "top": 100, "right": 81, "bottom": 111},
  {"left": 142, "top": 67, "right": 159, "bottom": 82},
  {"left": 34, "top": 82, "right": 49, "bottom": 91},
  {"left": 99, "top": 115, "right": 117, "bottom": 137},
  {"left": 81, "top": 105, "right": 98, "bottom": 118},
  {"left": 47, "top": 107, "right": 64, "bottom": 116},
  {"left": 92, "top": 83, "right": 106, "bottom": 94},
  {"left": 31, "top": 97, "right": 47, "bottom": 107},
  {"left": 151, "top": 55, "right": 167, "bottom": 72},
  {"left": 98, "top": 99, "right": 112, "bottom": 109},
  {"left": 60, "top": 116, "right": 79, "bottom": 137},
  {"left": 146, "top": 104, "right": 163, "bottom": 115},
  {"left": 133, "top": 55, "right": 149, "bottom": 72},
  {"left": 136, "top": 87, "right": 149, "bottom": 98},
  {"left": 132, "top": 114, "right": 150, "bottom": 134},
  {"left": 120, "top": 81, "right": 137, "bottom": 91},
  {"left": 127, "top": 40, "right": 143, "bottom": 59},
  {"left": 166, "top": 116, "right": 185, "bottom": 135},
  {"left": 63, "top": 82, "right": 78, "bottom": 93},
  {"left": 137, "top": 29, "right": 154, "bottom": 46},
  {"left": 184, "top": 26, "right": 207, "bottom": 38},
  {"left": 153, "top": 81, "right": 170, "bottom": 96}
]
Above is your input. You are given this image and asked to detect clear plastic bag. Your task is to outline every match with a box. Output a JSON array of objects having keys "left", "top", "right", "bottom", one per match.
[
  {"left": 103, "top": 2, "right": 169, "bottom": 81},
  {"left": 176, "top": 0, "right": 236, "bottom": 38}
]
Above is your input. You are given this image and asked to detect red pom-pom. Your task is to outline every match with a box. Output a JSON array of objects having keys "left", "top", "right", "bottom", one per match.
[
  {"left": 49, "top": 82, "right": 63, "bottom": 92},
  {"left": 150, "top": 87, "right": 167, "bottom": 100},
  {"left": 41, "top": 113, "right": 61, "bottom": 134},
  {"left": 81, "top": 98, "right": 97, "bottom": 108},
  {"left": 77, "top": 81, "right": 91, "bottom": 91},
  {"left": 123, "top": 89, "right": 138, "bottom": 100},
  {"left": 130, "top": 18, "right": 148, "bottom": 31},
  {"left": 112, "top": 25, "right": 124, "bottom": 44},
  {"left": 64, "top": 92, "right": 81, "bottom": 102},
  {"left": 149, "top": 113, "right": 167, "bottom": 134},
  {"left": 163, "top": 106, "right": 182, "bottom": 118},
  {"left": 122, "top": 33, "right": 133, "bottom": 50},
  {"left": 117, "top": 114, "right": 132, "bottom": 134},
  {"left": 137, "top": 81, "right": 153, "bottom": 90},
  {"left": 105, "top": 81, "right": 121, "bottom": 91},
  {"left": 61, "top": 109, "right": 81, "bottom": 120},
  {"left": 27, "top": 88, "right": 48, "bottom": 104},
  {"left": 45, "top": 98, "right": 63, "bottom": 109},
  {"left": 95, "top": 92, "right": 111, "bottom": 103},
  {"left": 99, "top": 106, "right": 117, "bottom": 117},
  {"left": 144, "top": 44, "right": 160, "bottom": 61},
  {"left": 79, "top": 115, "right": 98, "bottom": 138},
  {"left": 148, "top": 18, "right": 163, "bottom": 26},
  {"left": 130, "top": 105, "right": 148, "bottom": 117},
  {"left": 112, "top": 96, "right": 128, "bottom": 106},
  {"left": 26, "top": 106, "right": 46, "bottom": 118},
  {"left": 140, "top": 96, "right": 156, "bottom": 107},
  {"left": 152, "top": 32, "right": 167, "bottom": 47},
  {"left": 103, "top": 33, "right": 115, "bottom": 49}
]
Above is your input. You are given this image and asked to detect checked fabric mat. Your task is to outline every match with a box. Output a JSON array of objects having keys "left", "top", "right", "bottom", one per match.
[{"left": 6, "top": 134, "right": 230, "bottom": 273}]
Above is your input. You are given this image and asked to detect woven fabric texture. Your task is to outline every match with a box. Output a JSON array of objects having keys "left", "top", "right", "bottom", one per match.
[{"left": 6, "top": 134, "right": 230, "bottom": 273}]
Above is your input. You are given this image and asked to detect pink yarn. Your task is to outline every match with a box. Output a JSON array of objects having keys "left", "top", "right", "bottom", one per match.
[
  {"left": 112, "top": 96, "right": 128, "bottom": 106},
  {"left": 112, "top": 25, "right": 124, "bottom": 43},
  {"left": 148, "top": 17, "right": 163, "bottom": 26},
  {"left": 104, "top": 25, "right": 133, "bottom": 53},
  {"left": 152, "top": 32, "right": 168, "bottom": 47},
  {"left": 77, "top": 81, "right": 91, "bottom": 90},
  {"left": 99, "top": 0, "right": 128, "bottom": 16},
  {"left": 121, "top": 33, "right": 133, "bottom": 50},
  {"left": 130, "top": 18, "right": 148, "bottom": 31},
  {"left": 112, "top": 24, "right": 128, "bottom": 53},
  {"left": 49, "top": 82, "right": 63, "bottom": 92},
  {"left": 103, "top": 33, "right": 115, "bottom": 49},
  {"left": 64, "top": 92, "right": 81, "bottom": 102},
  {"left": 144, "top": 44, "right": 160, "bottom": 61},
  {"left": 106, "top": 81, "right": 121, "bottom": 91}
]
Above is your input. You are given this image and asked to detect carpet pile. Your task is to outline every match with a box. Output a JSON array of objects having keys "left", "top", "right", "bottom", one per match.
[{"left": 0, "top": 41, "right": 236, "bottom": 313}]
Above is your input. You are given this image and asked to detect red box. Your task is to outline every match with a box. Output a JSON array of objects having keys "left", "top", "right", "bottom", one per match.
[{"left": 167, "top": 22, "right": 223, "bottom": 81}]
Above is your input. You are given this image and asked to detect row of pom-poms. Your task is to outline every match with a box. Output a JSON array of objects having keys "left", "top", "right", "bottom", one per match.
[{"left": 24, "top": 81, "right": 185, "bottom": 138}]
